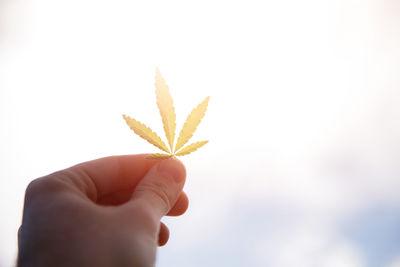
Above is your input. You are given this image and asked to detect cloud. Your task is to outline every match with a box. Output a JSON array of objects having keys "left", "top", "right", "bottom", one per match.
[
  {"left": 252, "top": 226, "right": 365, "bottom": 267},
  {"left": 387, "top": 255, "right": 400, "bottom": 267}
]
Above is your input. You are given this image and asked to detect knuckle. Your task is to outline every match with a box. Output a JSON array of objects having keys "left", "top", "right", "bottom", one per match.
[
  {"left": 24, "top": 172, "right": 70, "bottom": 201},
  {"left": 137, "top": 181, "right": 172, "bottom": 212},
  {"left": 24, "top": 177, "right": 47, "bottom": 200}
]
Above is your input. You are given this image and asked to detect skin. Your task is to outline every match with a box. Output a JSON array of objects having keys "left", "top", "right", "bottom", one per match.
[{"left": 17, "top": 154, "right": 188, "bottom": 267}]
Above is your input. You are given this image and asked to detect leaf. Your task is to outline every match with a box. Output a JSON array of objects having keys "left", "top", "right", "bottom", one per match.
[
  {"left": 175, "top": 96, "right": 210, "bottom": 152},
  {"left": 146, "top": 153, "right": 174, "bottom": 159},
  {"left": 122, "top": 69, "right": 209, "bottom": 159},
  {"left": 122, "top": 114, "right": 170, "bottom": 153},
  {"left": 155, "top": 68, "right": 176, "bottom": 152},
  {"left": 175, "top": 141, "right": 208, "bottom": 156}
]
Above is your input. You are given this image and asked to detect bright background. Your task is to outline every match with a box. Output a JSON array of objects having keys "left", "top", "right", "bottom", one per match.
[{"left": 1, "top": 0, "right": 400, "bottom": 266}]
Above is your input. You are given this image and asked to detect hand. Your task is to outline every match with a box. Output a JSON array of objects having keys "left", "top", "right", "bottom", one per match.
[{"left": 17, "top": 154, "right": 188, "bottom": 267}]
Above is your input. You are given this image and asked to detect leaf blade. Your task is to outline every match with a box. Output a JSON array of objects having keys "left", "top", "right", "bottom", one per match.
[
  {"left": 175, "top": 96, "right": 210, "bottom": 152},
  {"left": 122, "top": 114, "right": 170, "bottom": 153},
  {"left": 155, "top": 68, "right": 176, "bottom": 152},
  {"left": 175, "top": 140, "right": 208, "bottom": 156},
  {"left": 146, "top": 153, "right": 174, "bottom": 159}
]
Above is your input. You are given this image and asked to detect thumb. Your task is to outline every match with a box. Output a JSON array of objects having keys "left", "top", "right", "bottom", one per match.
[{"left": 130, "top": 158, "right": 186, "bottom": 219}]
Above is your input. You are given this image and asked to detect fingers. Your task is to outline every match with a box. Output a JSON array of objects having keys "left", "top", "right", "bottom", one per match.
[
  {"left": 158, "top": 194, "right": 188, "bottom": 246},
  {"left": 129, "top": 158, "right": 186, "bottom": 220},
  {"left": 99, "top": 189, "right": 189, "bottom": 217},
  {"left": 167, "top": 192, "right": 189, "bottom": 216},
  {"left": 158, "top": 222, "right": 169, "bottom": 246},
  {"left": 64, "top": 154, "right": 157, "bottom": 200}
]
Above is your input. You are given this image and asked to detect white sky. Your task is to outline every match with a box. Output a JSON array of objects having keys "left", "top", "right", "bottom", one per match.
[{"left": 1, "top": 0, "right": 400, "bottom": 266}]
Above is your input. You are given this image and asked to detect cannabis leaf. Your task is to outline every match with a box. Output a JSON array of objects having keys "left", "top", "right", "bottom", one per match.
[{"left": 123, "top": 68, "right": 209, "bottom": 159}]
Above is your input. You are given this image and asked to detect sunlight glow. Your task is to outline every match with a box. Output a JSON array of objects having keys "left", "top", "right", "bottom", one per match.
[{"left": 1, "top": 0, "right": 400, "bottom": 266}]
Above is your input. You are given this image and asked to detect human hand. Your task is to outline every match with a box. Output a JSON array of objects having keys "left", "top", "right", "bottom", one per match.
[{"left": 17, "top": 154, "right": 188, "bottom": 267}]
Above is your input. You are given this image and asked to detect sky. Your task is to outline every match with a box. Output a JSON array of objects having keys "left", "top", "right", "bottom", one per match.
[{"left": 1, "top": 0, "right": 400, "bottom": 266}]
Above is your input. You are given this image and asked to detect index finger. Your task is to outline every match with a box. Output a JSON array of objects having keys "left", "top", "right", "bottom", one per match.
[{"left": 68, "top": 154, "right": 157, "bottom": 200}]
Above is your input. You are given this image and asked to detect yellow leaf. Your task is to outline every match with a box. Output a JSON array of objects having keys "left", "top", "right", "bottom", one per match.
[
  {"left": 146, "top": 153, "right": 174, "bottom": 159},
  {"left": 122, "top": 114, "right": 170, "bottom": 153},
  {"left": 175, "top": 96, "right": 210, "bottom": 152},
  {"left": 155, "top": 68, "right": 176, "bottom": 152},
  {"left": 122, "top": 69, "right": 209, "bottom": 159},
  {"left": 175, "top": 141, "right": 208, "bottom": 156}
]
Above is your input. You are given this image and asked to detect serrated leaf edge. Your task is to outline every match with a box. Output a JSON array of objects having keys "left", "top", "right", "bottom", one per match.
[
  {"left": 175, "top": 140, "right": 209, "bottom": 156},
  {"left": 174, "top": 96, "right": 210, "bottom": 153},
  {"left": 155, "top": 68, "right": 176, "bottom": 152},
  {"left": 122, "top": 114, "right": 170, "bottom": 153}
]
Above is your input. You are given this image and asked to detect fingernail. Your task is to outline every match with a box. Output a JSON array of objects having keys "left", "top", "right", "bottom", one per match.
[{"left": 157, "top": 159, "right": 186, "bottom": 184}]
